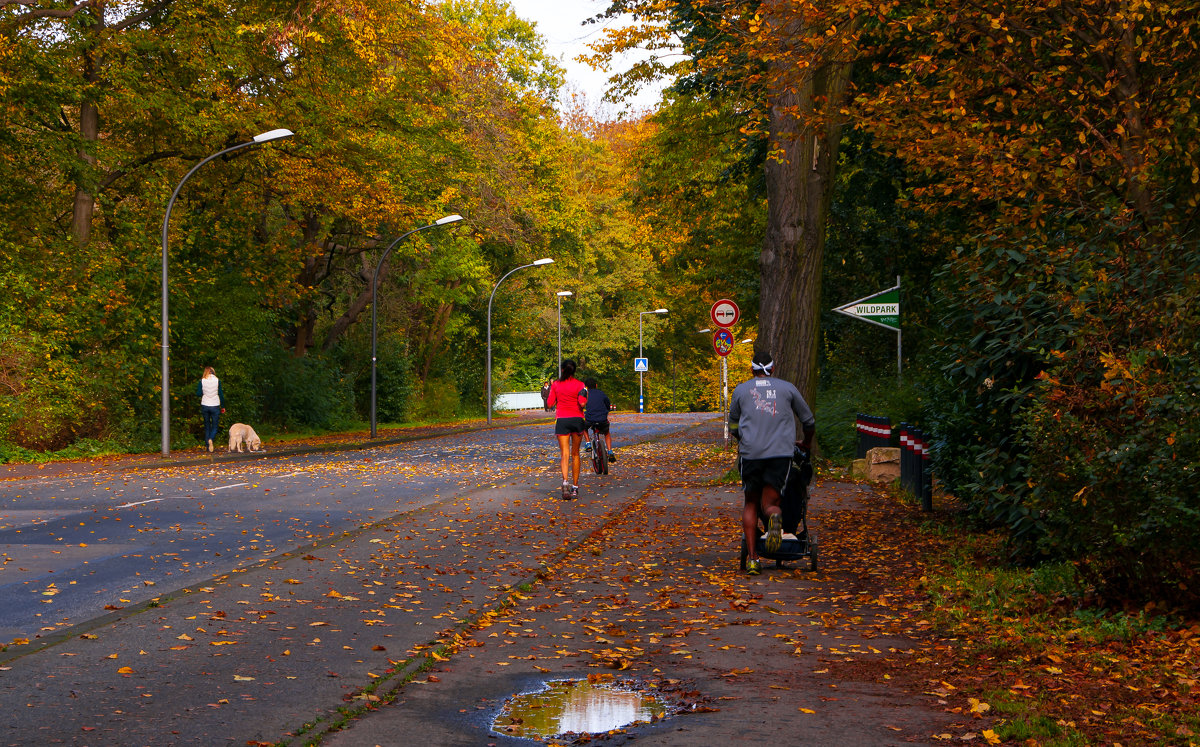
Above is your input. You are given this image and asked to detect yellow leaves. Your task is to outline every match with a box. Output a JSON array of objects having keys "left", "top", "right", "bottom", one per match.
[
  {"left": 117, "top": 666, "right": 134, "bottom": 674},
  {"left": 983, "top": 729, "right": 1002, "bottom": 745},
  {"left": 210, "top": 641, "right": 240, "bottom": 646},
  {"left": 233, "top": 675, "right": 255, "bottom": 681},
  {"left": 798, "top": 706, "right": 816, "bottom": 713}
]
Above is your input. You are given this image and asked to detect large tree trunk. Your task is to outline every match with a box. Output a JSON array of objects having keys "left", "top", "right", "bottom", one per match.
[{"left": 758, "top": 8, "right": 856, "bottom": 402}]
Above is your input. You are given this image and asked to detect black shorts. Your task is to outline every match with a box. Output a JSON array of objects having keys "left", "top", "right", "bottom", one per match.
[
  {"left": 738, "top": 456, "right": 792, "bottom": 494},
  {"left": 555, "top": 417, "right": 587, "bottom": 435},
  {"left": 585, "top": 420, "right": 609, "bottom": 435}
]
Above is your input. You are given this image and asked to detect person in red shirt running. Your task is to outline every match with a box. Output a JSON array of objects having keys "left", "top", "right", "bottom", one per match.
[{"left": 547, "top": 359, "right": 588, "bottom": 500}]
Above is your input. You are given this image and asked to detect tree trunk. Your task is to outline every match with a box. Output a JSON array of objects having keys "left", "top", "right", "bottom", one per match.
[
  {"left": 289, "top": 219, "right": 335, "bottom": 357},
  {"left": 758, "top": 9, "right": 856, "bottom": 403},
  {"left": 418, "top": 280, "right": 461, "bottom": 380},
  {"left": 320, "top": 250, "right": 375, "bottom": 353},
  {"left": 70, "top": 4, "right": 104, "bottom": 247}
]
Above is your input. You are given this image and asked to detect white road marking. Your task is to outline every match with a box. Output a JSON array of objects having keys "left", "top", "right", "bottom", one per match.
[
  {"left": 208, "top": 483, "right": 249, "bottom": 492},
  {"left": 115, "top": 499, "right": 165, "bottom": 509}
]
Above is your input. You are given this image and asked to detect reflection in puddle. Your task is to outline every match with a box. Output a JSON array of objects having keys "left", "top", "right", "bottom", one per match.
[{"left": 493, "top": 679, "right": 668, "bottom": 739}]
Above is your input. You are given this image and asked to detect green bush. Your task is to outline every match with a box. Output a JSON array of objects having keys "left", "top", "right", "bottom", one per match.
[
  {"left": 256, "top": 350, "right": 355, "bottom": 430},
  {"left": 350, "top": 337, "right": 415, "bottom": 424},
  {"left": 815, "top": 329, "right": 927, "bottom": 461},
  {"left": 815, "top": 376, "right": 925, "bottom": 460},
  {"left": 927, "top": 220, "right": 1200, "bottom": 611},
  {"left": 409, "top": 376, "right": 461, "bottom": 423}
]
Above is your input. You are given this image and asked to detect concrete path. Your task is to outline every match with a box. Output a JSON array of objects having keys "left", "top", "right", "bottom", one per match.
[{"left": 0, "top": 418, "right": 957, "bottom": 745}]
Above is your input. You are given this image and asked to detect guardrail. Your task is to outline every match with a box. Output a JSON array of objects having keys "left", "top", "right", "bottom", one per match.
[
  {"left": 899, "top": 423, "right": 933, "bottom": 511},
  {"left": 857, "top": 413, "right": 933, "bottom": 511},
  {"left": 854, "top": 413, "right": 892, "bottom": 458}
]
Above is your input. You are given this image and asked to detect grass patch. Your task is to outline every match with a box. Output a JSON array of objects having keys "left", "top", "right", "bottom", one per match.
[{"left": 911, "top": 518, "right": 1193, "bottom": 746}]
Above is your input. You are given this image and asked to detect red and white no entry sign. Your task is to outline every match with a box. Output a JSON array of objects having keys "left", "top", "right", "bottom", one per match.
[{"left": 710, "top": 299, "right": 740, "bottom": 328}]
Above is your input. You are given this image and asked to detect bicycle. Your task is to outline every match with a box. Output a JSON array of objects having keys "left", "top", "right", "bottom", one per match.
[{"left": 586, "top": 422, "right": 608, "bottom": 475}]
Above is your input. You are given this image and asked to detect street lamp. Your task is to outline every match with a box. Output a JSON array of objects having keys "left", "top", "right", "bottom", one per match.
[
  {"left": 160, "top": 127, "right": 294, "bottom": 456},
  {"left": 556, "top": 291, "right": 573, "bottom": 375},
  {"left": 370, "top": 214, "right": 464, "bottom": 438},
  {"left": 638, "top": 308, "right": 668, "bottom": 413},
  {"left": 487, "top": 258, "right": 554, "bottom": 425}
]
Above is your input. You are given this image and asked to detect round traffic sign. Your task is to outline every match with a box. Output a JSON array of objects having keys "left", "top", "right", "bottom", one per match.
[
  {"left": 713, "top": 329, "right": 735, "bottom": 357},
  {"left": 710, "top": 299, "right": 740, "bottom": 328}
]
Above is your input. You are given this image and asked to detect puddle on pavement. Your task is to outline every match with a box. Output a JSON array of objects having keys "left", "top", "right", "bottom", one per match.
[{"left": 492, "top": 679, "right": 669, "bottom": 739}]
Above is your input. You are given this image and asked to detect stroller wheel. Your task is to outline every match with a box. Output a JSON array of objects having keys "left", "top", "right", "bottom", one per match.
[
  {"left": 738, "top": 538, "right": 748, "bottom": 572},
  {"left": 808, "top": 538, "right": 819, "bottom": 572}
]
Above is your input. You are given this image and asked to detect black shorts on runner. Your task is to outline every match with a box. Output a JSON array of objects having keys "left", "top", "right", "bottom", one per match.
[
  {"left": 738, "top": 456, "right": 792, "bottom": 494},
  {"left": 585, "top": 420, "right": 610, "bottom": 435},
  {"left": 555, "top": 417, "right": 588, "bottom": 435}
]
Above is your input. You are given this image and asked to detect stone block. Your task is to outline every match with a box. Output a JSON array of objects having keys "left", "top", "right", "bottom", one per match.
[
  {"left": 851, "top": 459, "right": 868, "bottom": 479},
  {"left": 866, "top": 447, "right": 901, "bottom": 483}
]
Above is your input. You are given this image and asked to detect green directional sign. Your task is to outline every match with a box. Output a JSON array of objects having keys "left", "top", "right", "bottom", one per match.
[
  {"left": 834, "top": 287, "right": 899, "bottom": 330},
  {"left": 834, "top": 278, "right": 903, "bottom": 383}
]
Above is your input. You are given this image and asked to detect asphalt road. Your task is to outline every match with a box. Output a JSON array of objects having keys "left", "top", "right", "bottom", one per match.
[{"left": 0, "top": 413, "right": 712, "bottom": 644}]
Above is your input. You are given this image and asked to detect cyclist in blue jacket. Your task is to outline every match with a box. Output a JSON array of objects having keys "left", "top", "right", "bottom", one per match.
[{"left": 583, "top": 377, "right": 616, "bottom": 463}]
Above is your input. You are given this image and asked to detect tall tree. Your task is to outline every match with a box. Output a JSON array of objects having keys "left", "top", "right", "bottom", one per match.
[{"left": 590, "top": 0, "right": 878, "bottom": 398}]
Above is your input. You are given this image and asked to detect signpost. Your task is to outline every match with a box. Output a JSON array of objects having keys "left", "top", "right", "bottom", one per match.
[
  {"left": 633, "top": 357, "right": 649, "bottom": 372},
  {"left": 710, "top": 300, "right": 740, "bottom": 446},
  {"left": 833, "top": 276, "right": 902, "bottom": 382}
]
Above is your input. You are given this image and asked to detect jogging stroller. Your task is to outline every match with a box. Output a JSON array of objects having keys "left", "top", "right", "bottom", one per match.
[{"left": 739, "top": 444, "right": 818, "bottom": 572}]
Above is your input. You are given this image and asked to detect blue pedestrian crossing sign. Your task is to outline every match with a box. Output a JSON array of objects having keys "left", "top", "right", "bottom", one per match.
[{"left": 634, "top": 357, "right": 649, "bottom": 372}]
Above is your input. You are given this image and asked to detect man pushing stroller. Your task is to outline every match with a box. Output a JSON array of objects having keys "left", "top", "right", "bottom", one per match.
[{"left": 728, "top": 349, "right": 816, "bottom": 576}]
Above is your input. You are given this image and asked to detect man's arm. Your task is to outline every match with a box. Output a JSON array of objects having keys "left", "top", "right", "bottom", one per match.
[{"left": 791, "top": 386, "right": 815, "bottom": 450}]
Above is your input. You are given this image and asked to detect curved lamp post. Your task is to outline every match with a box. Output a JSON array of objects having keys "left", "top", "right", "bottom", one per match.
[
  {"left": 370, "top": 214, "right": 464, "bottom": 438},
  {"left": 160, "top": 128, "right": 294, "bottom": 456},
  {"left": 638, "top": 308, "right": 668, "bottom": 413},
  {"left": 487, "top": 258, "right": 554, "bottom": 425},
  {"left": 556, "top": 290, "right": 573, "bottom": 375}
]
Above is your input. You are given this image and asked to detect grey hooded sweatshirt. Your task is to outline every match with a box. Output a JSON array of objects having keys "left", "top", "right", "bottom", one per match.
[{"left": 728, "top": 375, "right": 815, "bottom": 460}]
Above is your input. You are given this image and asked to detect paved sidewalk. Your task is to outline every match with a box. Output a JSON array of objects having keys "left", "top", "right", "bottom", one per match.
[
  {"left": 0, "top": 419, "right": 959, "bottom": 745},
  {"left": 322, "top": 437, "right": 959, "bottom": 746}
]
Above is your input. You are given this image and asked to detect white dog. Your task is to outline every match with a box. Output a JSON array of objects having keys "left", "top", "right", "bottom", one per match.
[{"left": 227, "top": 423, "right": 263, "bottom": 453}]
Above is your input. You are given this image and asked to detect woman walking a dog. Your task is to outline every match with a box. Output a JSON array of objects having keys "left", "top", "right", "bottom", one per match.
[{"left": 196, "top": 366, "right": 225, "bottom": 452}]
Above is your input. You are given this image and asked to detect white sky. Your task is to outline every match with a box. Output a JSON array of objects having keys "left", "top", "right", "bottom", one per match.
[{"left": 504, "top": 0, "right": 668, "bottom": 114}]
